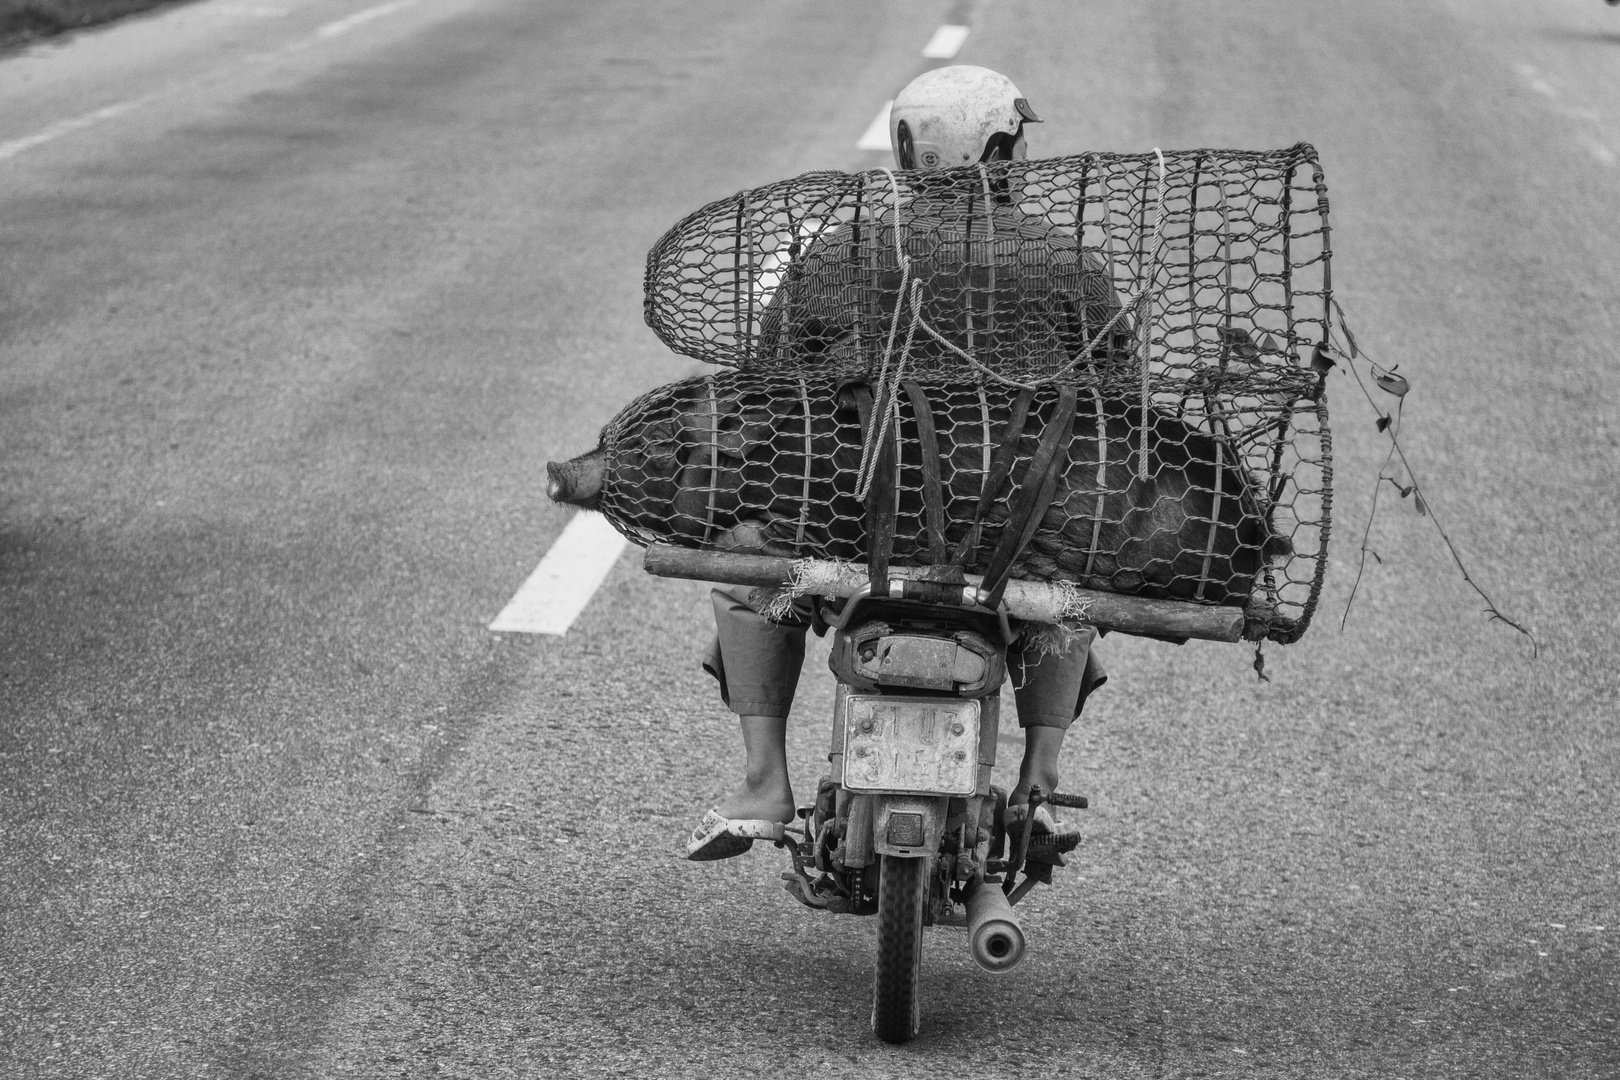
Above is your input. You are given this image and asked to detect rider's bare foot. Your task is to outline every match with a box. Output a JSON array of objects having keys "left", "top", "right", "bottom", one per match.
[
  {"left": 714, "top": 782, "right": 796, "bottom": 824},
  {"left": 715, "top": 714, "right": 796, "bottom": 823}
]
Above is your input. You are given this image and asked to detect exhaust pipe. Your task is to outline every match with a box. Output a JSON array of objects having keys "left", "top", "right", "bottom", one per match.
[{"left": 966, "top": 882, "right": 1026, "bottom": 973}]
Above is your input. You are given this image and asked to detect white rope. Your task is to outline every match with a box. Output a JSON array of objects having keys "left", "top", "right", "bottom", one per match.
[
  {"left": 976, "top": 163, "right": 998, "bottom": 350},
  {"left": 703, "top": 376, "right": 719, "bottom": 545},
  {"left": 849, "top": 153, "right": 1171, "bottom": 503},
  {"left": 854, "top": 169, "right": 914, "bottom": 500},
  {"left": 1084, "top": 386, "right": 1107, "bottom": 581}
]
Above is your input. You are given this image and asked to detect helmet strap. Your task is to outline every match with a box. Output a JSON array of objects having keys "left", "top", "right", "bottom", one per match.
[
  {"left": 895, "top": 120, "right": 917, "bottom": 170},
  {"left": 980, "top": 127, "right": 1022, "bottom": 164}
]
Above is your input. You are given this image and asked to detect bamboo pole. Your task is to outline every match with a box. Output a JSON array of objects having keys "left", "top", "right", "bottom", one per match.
[{"left": 643, "top": 544, "right": 1244, "bottom": 642}]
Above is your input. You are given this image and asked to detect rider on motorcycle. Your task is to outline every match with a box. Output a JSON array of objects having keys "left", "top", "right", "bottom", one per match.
[{"left": 688, "top": 66, "right": 1115, "bottom": 861}]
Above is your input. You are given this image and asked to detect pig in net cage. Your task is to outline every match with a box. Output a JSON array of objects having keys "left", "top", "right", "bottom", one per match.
[
  {"left": 611, "top": 144, "right": 1336, "bottom": 642},
  {"left": 585, "top": 369, "right": 1329, "bottom": 644}
]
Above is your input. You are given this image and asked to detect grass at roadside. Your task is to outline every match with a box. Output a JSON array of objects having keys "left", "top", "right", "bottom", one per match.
[{"left": 0, "top": 0, "right": 195, "bottom": 51}]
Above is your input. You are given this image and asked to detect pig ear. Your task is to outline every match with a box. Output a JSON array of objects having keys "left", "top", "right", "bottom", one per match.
[
  {"left": 712, "top": 406, "right": 772, "bottom": 460},
  {"left": 639, "top": 419, "right": 682, "bottom": 477}
]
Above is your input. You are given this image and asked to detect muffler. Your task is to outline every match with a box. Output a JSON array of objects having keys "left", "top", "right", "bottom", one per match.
[{"left": 965, "top": 881, "right": 1026, "bottom": 973}]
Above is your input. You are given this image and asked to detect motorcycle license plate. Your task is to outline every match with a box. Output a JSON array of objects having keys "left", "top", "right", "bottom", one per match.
[{"left": 841, "top": 695, "right": 980, "bottom": 796}]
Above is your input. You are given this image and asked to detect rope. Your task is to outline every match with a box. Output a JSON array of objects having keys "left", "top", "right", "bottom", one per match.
[
  {"left": 796, "top": 377, "right": 812, "bottom": 549},
  {"left": 879, "top": 149, "right": 1172, "bottom": 395},
  {"left": 855, "top": 279, "right": 922, "bottom": 501},
  {"left": 854, "top": 168, "right": 914, "bottom": 500},
  {"left": 976, "top": 162, "right": 998, "bottom": 350},
  {"left": 1084, "top": 386, "right": 1107, "bottom": 581},
  {"left": 844, "top": 154, "right": 1172, "bottom": 578}
]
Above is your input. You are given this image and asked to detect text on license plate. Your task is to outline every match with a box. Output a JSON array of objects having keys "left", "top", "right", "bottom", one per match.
[{"left": 841, "top": 695, "right": 980, "bottom": 796}]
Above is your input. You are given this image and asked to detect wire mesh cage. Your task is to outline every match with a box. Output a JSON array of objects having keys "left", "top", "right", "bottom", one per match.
[
  {"left": 603, "top": 144, "right": 1337, "bottom": 643},
  {"left": 644, "top": 143, "right": 1333, "bottom": 390},
  {"left": 592, "top": 370, "right": 1329, "bottom": 643}
]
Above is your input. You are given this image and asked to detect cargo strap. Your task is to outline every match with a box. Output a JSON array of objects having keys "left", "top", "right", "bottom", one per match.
[
  {"left": 977, "top": 385, "right": 1080, "bottom": 608},
  {"left": 949, "top": 387, "right": 1036, "bottom": 567},
  {"left": 853, "top": 380, "right": 1077, "bottom": 606},
  {"left": 848, "top": 384, "right": 898, "bottom": 594},
  {"left": 901, "top": 380, "right": 950, "bottom": 565}
]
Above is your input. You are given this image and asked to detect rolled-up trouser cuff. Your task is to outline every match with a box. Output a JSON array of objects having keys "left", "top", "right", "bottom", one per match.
[
  {"left": 1009, "top": 626, "right": 1107, "bottom": 730},
  {"left": 703, "top": 586, "right": 1107, "bottom": 729},
  {"left": 702, "top": 585, "right": 807, "bottom": 718}
]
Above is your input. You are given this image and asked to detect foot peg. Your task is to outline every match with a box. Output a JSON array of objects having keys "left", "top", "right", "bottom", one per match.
[{"left": 1027, "top": 828, "right": 1082, "bottom": 856}]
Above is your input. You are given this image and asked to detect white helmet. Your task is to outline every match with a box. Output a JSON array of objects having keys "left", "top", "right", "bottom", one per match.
[{"left": 889, "top": 65, "right": 1042, "bottom": 170}]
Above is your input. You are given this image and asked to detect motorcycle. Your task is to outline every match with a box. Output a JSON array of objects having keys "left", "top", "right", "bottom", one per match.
[
  {"left": 546, "top": 139, "right": 1328, "bottom": 1044},
  {"left": 645, "top": 544, "right": 1245, "bottom": 1043}
]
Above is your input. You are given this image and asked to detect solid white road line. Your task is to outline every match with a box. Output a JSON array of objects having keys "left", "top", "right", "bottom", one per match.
[
  {"left": 0, "top": 100, "right": 142, "bottom": 161},
  {"left": 0, "top": 0, "right": 420, "bottom": 164},
  {"left": 316, "top": 0, "right": 415, "bottom": 38},
  {"left": 857, "top": 101, "right": 893, "bottom": 151},
  {"left": 921, "top": 24, "right": 969, "bottom": 59},
  {"left": 489, "top": 512, "right": 629, "bottom": 635}
]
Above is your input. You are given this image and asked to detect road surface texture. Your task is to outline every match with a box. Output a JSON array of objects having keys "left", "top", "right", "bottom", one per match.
[{"left": 1, "top": 0, "right": 1616, "bottom": 1077}]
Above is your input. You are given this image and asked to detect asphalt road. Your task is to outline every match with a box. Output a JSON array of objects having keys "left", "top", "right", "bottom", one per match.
[{"left": 2, "top": 1, "right": 1616, "bottom": 1077}]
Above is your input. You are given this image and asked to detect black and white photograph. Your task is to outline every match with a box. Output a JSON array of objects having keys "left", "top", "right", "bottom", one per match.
[{"left": 1, "top": 1, "right": 1615, "bottom": 1076}]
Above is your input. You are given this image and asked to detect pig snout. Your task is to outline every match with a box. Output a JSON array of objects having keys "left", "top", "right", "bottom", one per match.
[{"left": 546, "top": 449, "right": 607, "bottom": 509}]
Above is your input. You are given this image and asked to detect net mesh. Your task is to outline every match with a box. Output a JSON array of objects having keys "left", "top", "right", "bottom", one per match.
[{"left": 602, "top": 143, "right": 1336, "bottom": 643}]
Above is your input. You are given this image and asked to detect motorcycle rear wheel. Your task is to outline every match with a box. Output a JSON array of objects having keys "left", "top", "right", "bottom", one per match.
[{"left": 871, "top": 854, "right": 928, "bottom": 1044}]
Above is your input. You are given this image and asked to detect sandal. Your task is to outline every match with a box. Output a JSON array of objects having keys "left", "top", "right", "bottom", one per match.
[{"left": 685, "top": 808, "right": 786, "bottom": 861}]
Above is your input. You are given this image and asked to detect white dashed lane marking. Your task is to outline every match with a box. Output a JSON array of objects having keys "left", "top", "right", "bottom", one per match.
[
  {"left": 1510, "top": 60, "right": 1616, "bottom": 167},
  {"left": 0, "top": 99, "right": 143, "bottom": 161},
  {"left": 856, "top": 21, "right": 973, "bottom": 151},
  {"left": 856, "top": 101, "right": 893, "bottom": 151},
  {"left": 921, "top": 24, "right": 969, "bottom": 59},
  {"left": 489, "top": 512, "right": 629, "bottom": 636}
]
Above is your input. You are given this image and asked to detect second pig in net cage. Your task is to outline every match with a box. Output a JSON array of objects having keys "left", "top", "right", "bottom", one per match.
[
  {"left": 643, "top": 143, "right": 1332, "bottom": 394},
  {"left": 576, "top": 369, "right": 1330, "bottom": 644}
]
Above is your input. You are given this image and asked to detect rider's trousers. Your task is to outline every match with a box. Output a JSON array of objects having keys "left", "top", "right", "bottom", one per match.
[{"left": 702, "top": 586, "right": 1106, "bottom": 729}]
